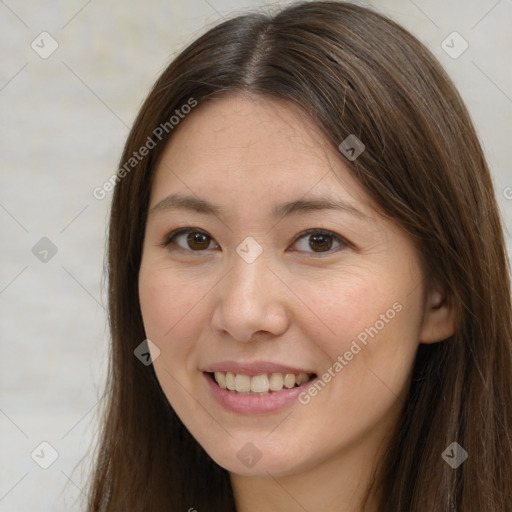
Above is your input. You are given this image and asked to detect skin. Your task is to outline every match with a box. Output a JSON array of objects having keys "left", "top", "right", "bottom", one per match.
[{"left": 138, "top": 93, "right": 455, "bottom": 512}]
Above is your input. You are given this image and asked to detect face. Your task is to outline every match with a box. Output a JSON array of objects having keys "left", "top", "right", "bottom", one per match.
[{"left": 138, "top": 93, "right": 443, "bottom": 479}]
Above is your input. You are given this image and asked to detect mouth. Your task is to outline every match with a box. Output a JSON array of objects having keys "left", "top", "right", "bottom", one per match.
[{"left": 206, "top": 371, "right": 317, "bottom": 395}]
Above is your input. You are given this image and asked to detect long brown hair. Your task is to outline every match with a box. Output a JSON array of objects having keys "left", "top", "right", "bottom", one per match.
[{"left": 85, "top": 1, "right": 512, "bottom": 510}]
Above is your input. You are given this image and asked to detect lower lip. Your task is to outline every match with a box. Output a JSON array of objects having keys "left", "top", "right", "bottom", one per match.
[{"left": 203, "top": 372, "right": 313, "bottom": 414}]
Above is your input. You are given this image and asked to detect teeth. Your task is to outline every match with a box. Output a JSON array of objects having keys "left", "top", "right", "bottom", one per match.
[
  {"left": 226, "top": 372, "right": 235, "bottom": 390},
  {"left": 235, "top": 374, "right": 251, "bottom": 392},
  {"left": 251, "top": 374, "right": 269, "bottom": 392},
  {"left": 283, "top": 373, "right": 295, "bottom": 388},
  {"left": 297, "top": 372, "right": 309, "bottom": 385},
  {"left": 213, "top": 371, "right": 312, "bottom": 393},
  {"left": 269, "top": 373, "right": 283, "bottom": 391},
  {"left": 215, "top": 371, "right": 227, "bottom": 389}
]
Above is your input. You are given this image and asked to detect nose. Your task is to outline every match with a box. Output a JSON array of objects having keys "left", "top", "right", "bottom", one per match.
[{"left": 211, "top": 251, "right": 290, "bottom": 343}]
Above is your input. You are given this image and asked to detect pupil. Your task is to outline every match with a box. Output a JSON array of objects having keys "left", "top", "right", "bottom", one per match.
[
  {"left": 188, "top": 232, "right": 208, "bottom": 249},
  {"left": 311, "top": 234, "right": 332, "bottom": 252}
]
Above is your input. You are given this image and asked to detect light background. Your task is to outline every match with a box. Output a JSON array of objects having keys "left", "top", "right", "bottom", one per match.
[{"left": 0, "top": 0, "right": 511, "bottom": 510}]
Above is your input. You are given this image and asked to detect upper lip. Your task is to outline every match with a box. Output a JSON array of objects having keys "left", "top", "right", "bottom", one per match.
[{"left": 202, "top": 361, "right": 315, "bottom": 376}]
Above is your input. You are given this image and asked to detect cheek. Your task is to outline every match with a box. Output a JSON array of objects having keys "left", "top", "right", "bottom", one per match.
[
  {"left": 138, "top": 263, "right": 208, "bottom": 342},
  {"left": 138, "top": 264, "right": 206, "bottom": 406},
  {"left": 299, "top": 267, "right": 421, "bottom": 398},
  {"left": 293, "top": 269, "right": 399, "bottom": 351}
]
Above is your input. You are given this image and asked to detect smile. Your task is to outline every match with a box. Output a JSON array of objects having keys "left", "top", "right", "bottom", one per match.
[
  {"left": 203, "top": 371, "right": 318, "bottom": 414},
  {"left": 212, "top": 371, "right": 314, "bottom": 395}
]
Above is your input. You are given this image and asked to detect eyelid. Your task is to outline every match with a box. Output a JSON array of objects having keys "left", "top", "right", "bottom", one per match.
[
  {"left": 162, "top": 227, "right": 351, "bottom": 255},
  {"left": 289, "top": 228, "right": 349, "bottom": 254},
  {"left": 162, "top": 227, "right": 217, "bottom": 250}
]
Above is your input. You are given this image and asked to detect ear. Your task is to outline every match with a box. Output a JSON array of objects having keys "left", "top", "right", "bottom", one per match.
[{"left": 419, "top": 286, "right": 456, "bottom": 344}]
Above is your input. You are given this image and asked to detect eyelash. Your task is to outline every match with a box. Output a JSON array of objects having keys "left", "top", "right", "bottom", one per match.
[{"left": 161, "top": 227, "right": 350, "bottom": 256}]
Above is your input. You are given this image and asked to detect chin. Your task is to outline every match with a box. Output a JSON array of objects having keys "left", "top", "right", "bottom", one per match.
[{"left": 203, "top": 438, "right": 307, "bottom": 477}]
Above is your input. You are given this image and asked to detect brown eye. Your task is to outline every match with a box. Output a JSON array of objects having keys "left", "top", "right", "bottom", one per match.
[
  {"left": 293, "top": 229, "right": 346, "bottom": 255},
  {"left": 186, "top": 232, "right": 211, "bottom": 250},
  {"left": 164, "top": 229, "right": 216, "bottom": 251},
  {"left": 163, "top": 227, "right": 347, "bottom": 256},
  {"left": 309, "top": 233, "right": 333, "bottom": 252}
]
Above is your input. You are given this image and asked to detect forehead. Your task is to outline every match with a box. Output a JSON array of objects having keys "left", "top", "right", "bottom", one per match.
[
  {"left": 150, "top": 93, "right": 375, "bottom": 217},
  {"left": 162, "top": 93, "right": 330, "bottom": 166}
]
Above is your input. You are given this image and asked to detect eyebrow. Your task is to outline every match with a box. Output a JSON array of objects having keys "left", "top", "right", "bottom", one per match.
[{"left": 149, "top": 193, "right": 370, "bottom": 221}]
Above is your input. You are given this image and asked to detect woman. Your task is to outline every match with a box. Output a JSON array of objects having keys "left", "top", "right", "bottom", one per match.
[{"left": 86, "top": 1, "right": 512, "bottom": 510}]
